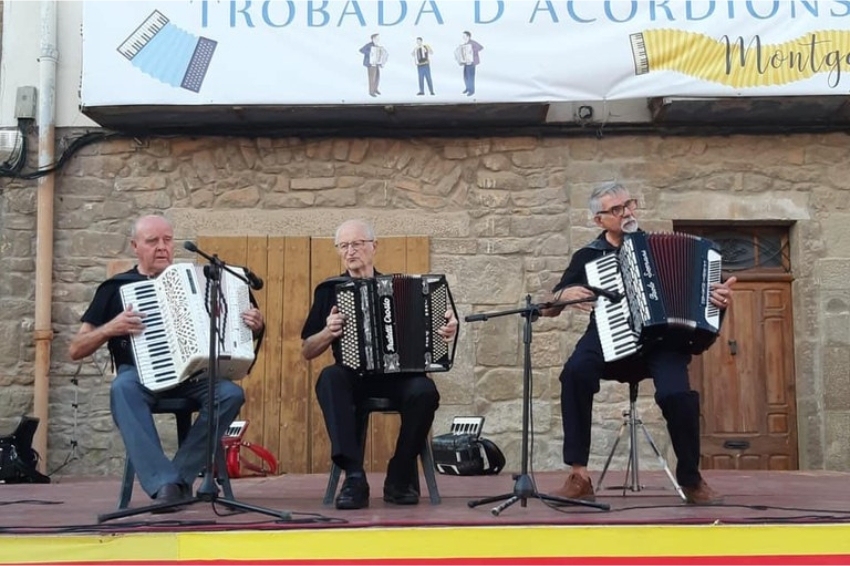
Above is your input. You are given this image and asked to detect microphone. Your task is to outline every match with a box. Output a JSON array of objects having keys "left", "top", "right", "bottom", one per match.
[
  {"left": 244, "top": 269, "right": 264, "bottom": 291},
  {"left": 184, "top": 240, "right": 263, "bottom": 290},
  {"left": 587, "top": 286, "right": 623, "bottom": 303}
]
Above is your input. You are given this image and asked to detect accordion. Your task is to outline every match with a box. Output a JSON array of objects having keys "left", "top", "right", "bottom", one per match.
[
  {"left": 334, "top": 274, "right": 457, "bottom": 374},
  {"left": 586, "top": 231, "right": 723, "bottom": 362},
  {"left": 119, "top": 263, "right": 255, "bottom": 392}
]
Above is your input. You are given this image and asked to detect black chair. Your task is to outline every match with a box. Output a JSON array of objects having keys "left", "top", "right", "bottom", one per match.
[
  {"left": 596, "top": 374, "right": 686, "bottom": 501},
  {"left": 322, "top": 397, "right": 441, "bottom": 506},
  {"left": 117, "top": 397, "right": 234, "bottom": 509}
]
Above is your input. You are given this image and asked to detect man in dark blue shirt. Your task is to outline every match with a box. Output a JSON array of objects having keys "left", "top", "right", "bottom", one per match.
[{"left": 542, "top": 183, "right": 736, "bottom": 505}]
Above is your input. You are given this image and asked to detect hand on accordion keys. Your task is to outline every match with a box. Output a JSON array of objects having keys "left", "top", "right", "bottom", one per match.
[
  {"left": 710, "top": 275, "right": 737, "bottom": 310},
  {"left": 437, "top": 309, "right": 459, "bottom": 342}
]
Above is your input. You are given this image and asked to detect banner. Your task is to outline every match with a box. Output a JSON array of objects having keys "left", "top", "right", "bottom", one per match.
[{"left": 80, "top": 1, "right": 850, "bottom": 107}]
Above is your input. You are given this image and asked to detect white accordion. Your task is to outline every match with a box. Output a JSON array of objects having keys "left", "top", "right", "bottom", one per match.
[{"left": 119, "top": 263, "right": 255, "bottom": 392}]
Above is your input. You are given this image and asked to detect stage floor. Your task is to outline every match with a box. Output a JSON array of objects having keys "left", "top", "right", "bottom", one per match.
[{"left": 1, "top": 470, "right": 849, "bottom": 565}]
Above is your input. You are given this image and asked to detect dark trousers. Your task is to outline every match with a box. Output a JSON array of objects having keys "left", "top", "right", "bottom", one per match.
[
  {"left": 559, "top": 327, "right": 704, "bottom": 488},
  {"left": 315, "top": 364, "right": 439, "bottom": 485}
]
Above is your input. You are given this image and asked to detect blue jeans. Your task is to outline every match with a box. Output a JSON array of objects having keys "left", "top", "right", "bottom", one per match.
[
  {"left": 417, "top": 64, "right": 433, "bottom": 94},
  {"left": 110, "top": 364, "right": 245, "bottom": 497}
]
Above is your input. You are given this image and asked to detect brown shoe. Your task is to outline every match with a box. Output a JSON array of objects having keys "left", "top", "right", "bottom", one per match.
[
  {"left": 551, "top": 472, "right": 596, "bottom": 502},
  {"left": 682, "top": 479, "right": 724, "bottom": 505}
]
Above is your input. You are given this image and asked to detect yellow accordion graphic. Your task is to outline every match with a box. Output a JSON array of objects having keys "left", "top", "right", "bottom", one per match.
[{"left": 630, "top": 28, "right": 850, "bottom": 88}]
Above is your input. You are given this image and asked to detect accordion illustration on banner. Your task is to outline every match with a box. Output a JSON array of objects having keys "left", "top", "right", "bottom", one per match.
[
  {"left": 117, "top": 10, "right": 217, "bottom": 93},
  {"left": 334, "top": 274, "right": 458, "bottom": 375}
]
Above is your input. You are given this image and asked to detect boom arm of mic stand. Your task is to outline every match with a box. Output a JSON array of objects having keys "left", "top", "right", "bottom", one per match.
[
  {"left": 465, "top": 296, "right": 598, "bottom": 323},
  {"left": 185, "top": 242, "right": 253, "bottom": 289}
]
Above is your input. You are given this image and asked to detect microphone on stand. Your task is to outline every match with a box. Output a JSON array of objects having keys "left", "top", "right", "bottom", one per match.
[
  {"left": 587, "top": 286, "right": 623, "bottom": 303},
  {"left": 243, "top": 269, "right": 264, "bottom": 291},
  {"left": 183, "top": 241, "right": 263, "bottom": 290}
]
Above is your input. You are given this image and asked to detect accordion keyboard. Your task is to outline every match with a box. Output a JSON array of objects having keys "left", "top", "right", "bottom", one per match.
[
  {"left": 120, "top": 280, "right": 181, "bottom": 388},
  {"left": 586, "top": 253, "right": 640, "bottom": 362}
]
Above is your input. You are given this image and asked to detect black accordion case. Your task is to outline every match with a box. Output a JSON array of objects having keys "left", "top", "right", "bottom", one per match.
[
  {"left": 334, "top": 274, "right": 458, "bottom": 374},
  {"left": 431, "top": 417, "right": 505, "bottom": 476}
]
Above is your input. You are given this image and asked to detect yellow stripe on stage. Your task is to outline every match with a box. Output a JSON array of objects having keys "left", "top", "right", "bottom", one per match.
[{"left": 2, "top": 524, "right": 850, "bottom": 564}]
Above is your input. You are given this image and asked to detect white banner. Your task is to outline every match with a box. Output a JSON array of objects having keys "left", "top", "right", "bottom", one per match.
[{"left": 80, "top": 0, "right": 850, "bottom": 107}]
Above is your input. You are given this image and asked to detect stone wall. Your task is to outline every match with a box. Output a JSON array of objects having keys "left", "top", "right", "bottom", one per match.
[{"left": 1, "top": 130, "right": 848, "bottom": 477}]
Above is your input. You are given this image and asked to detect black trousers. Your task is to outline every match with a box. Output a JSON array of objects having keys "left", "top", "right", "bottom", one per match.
[
  {"left": 315, "top": 364, "right": 439, "bottom": 485},
  {"left": 559, "top": 327, "right": 704, "bottom": 488}
]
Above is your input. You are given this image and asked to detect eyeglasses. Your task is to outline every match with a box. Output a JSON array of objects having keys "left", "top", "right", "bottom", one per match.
[
  {"left": 335, "top": 239, "right": 374, "bottom": 252},
  {"left": 597, "top": 198, "right": 638, "bottom": 217}
]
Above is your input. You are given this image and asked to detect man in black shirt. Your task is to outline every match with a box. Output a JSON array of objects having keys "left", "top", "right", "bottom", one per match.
[
  {"left": 301, "top": 219, "right": 458, "bottom": 510},
  {"left": 69, "top": 215, "right": 265, "bottom": 510},
  {"left": 541, "top": 183, "right": 736, "bottom": 505}
]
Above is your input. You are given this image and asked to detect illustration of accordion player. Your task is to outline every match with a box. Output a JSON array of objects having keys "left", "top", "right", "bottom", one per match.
[
  {"left": 586, "top": 231, "right": 724, "bottom": 362},
  {"left": 334, "top": 274, "right": 459, "bottom": 374},
  {"left": 119, "top": 262, "right": 257, "bottom": 392}
]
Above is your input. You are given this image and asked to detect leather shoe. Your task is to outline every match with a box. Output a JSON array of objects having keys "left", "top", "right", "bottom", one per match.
[
  {"left": 551, "top": 472, "right": 596, "bottom": 502},
  {"left": 335, "top": 476, "right": 370, "bottom": 510},
  {"left": 682, "top": 479, "right": 724, "bottom": 505},
  {"left": 152, "top": 483, "right": 185, "bottom": 514},
  {"left": 383, "top": 483, "right": 420, "bottom": 505}
]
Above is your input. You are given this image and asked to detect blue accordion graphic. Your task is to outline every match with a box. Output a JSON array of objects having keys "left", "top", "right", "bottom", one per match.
[{"left": 117, "top": 11, "right": 217, "bottom": 93}]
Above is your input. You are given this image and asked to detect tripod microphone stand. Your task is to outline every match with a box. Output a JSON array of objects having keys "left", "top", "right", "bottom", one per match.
[
  {"left": 99, "top": 245, "right": 291, "bottom": 523},
  {"left": 465, "top": 295, "right": 610, "bottom": 516}
]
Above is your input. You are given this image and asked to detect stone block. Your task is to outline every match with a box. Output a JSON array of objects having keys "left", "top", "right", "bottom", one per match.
[
  {"left": 824, "top": 411, "right": 850, "bottom": 470},
  {"left": 476, "top": 367, "right": 524, "bottom": 402},
  {"left": 823, "top": 346, "right": 850, "bottom": 411},
  {"left": 816, "top": 259, "right": 850, "bottom": 290}
]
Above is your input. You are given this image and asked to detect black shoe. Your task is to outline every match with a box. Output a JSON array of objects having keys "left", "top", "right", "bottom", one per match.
[
  {"left": 417, "top": 92, "right": 424, "bottom": 95},
  {"left": 152, "top": 483, "right": 185, "bottom": 514},
  {"left": 383, "top": 483, "right": 420, "bottom": 505},
  {"left": 336, "top": 476, "right": 370, "bottom": 510}
]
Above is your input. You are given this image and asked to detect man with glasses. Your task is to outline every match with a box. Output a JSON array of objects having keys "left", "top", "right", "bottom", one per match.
[
  {"left": 301, "top": 219, "right": 459, "bottom": 510},
  {"left": 541, "top": 182, "right": 737, "bottom": 505}
]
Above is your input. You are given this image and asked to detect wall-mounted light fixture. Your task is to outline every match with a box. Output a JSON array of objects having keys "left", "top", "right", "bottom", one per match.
[{"left": 0, "top": 128, "right": 24, "bottom": 166}]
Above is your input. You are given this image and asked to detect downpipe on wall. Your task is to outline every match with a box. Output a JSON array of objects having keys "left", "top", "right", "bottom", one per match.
[{"left": 33, "top": 0, "right": 58, "bottom": 473}]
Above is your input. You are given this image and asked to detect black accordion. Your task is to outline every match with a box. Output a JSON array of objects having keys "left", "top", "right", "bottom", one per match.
[
  {"left": 334, "top": 274, "right": 458, "bottom": 374},
  {"left": 586, "top": 231, "right": 723, "bottom": 361}
]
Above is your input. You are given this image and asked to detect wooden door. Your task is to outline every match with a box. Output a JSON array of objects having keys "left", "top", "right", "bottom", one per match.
[
  {"left": 690, "top": 280, "right": 798, "bottom": 470},
  {"left": 199, "top": 235, "right": 429, "bottom": 474}
]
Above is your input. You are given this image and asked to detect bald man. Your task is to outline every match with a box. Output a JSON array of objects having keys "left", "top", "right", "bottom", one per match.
[{"left": 70, "top": 215, "right": 264, "bottom": 510}]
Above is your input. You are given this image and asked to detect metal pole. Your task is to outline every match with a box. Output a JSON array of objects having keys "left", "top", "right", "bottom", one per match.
[{"left": 33, "top": 0, "right": 58, "bottom": 472}]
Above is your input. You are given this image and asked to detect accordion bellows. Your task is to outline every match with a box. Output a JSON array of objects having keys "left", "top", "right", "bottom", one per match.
[
  {"left": 586, "top": 231, "right": 723, "bottom": 361},
  {"left": 334, "top": 274, "right": 457, "bottom": 374}
]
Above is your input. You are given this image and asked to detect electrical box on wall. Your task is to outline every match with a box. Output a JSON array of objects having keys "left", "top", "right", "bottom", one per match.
[{"left": 15, "top": 86, "right": 37, "bottom": 120}]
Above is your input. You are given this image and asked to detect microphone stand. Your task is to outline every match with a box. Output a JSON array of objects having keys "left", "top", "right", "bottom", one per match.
[
  {"left": 98, "top": 245, "right": 290, "bottom": 523},
  {"left": 466, "top": 295, "right": 611, "bottom": 516}
]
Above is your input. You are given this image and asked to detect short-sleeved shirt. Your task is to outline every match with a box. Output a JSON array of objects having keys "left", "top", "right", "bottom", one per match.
[
  {"left": 301, "top": 271, "right": 383, "bottom": 366},
  {"left": 80, "top": 266, "right": 148, "bottom": 367},
  {"left": 552, "top": 231, "right": 616, "bottom": 294}
]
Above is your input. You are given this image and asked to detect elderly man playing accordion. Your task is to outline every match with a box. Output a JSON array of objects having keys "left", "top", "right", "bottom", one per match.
[
  {"left": 69, "top": 215, "right": 265, "bottom": 510},
  {"left": 541, "top": 183, "right": 737, "bottom": 505},
  {"left": 301, "top": 219, "right": 459, "bottom": 510}
]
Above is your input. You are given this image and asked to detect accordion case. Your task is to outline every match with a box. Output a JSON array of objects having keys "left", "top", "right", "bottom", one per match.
[{"left": 335, "top": 274, "right": 458, "bottom": 374}]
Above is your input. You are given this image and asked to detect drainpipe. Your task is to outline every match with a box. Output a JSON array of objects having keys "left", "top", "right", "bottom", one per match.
[{"left": 33, "top": 0, "right": 58, "bottom": 472}]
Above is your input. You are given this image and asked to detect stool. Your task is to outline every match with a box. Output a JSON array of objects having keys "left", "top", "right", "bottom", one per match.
[
  {"left": 322, "top": 397, "right": 441, "bottom": 505},
  {"left": 117, "top": 397, "right": 234, "bottom": 509},
  {"left": 597, "top": 379, "right": 686, "bottom": 501}
]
